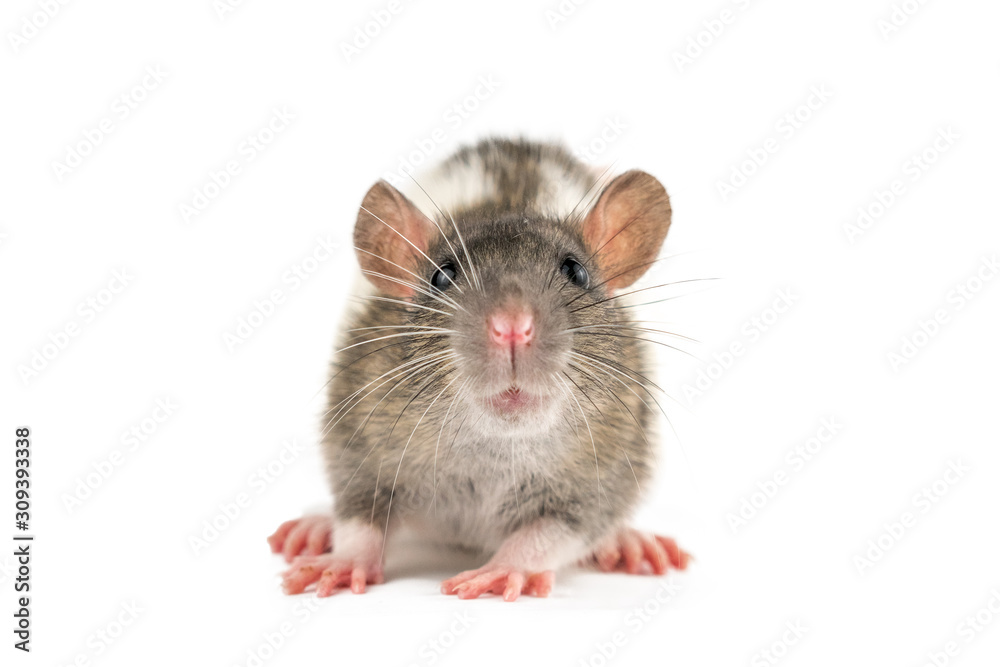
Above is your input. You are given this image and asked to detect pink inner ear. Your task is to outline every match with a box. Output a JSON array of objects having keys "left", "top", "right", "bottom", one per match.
[
  {"left": 582, "top": 170, "right": 672, "bottom": 291},
  {"left": 354, "top": 181, "right": 435, "bottom": 298}
]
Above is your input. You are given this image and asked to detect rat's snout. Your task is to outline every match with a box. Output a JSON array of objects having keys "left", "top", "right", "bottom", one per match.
[{"left": 488, "top": 308, "right": 534, "bottom": 349}]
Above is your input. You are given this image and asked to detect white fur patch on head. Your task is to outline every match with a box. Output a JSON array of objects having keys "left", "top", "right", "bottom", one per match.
[
  {"left": 405, "top": 152, "right": 499, "bottom": 220},
  {"left": 534, "top": 159, "right": 600, "bottom": 220},
  {"left": 402, "top": 146, "right": 602, "bottom": 222}
]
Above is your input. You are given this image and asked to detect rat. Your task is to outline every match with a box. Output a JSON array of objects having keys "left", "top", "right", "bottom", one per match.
[{"left": 267, "top": 137, "right": 690, "bottom": 600}]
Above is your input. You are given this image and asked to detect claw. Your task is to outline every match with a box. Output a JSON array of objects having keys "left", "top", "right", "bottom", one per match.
[
  {"left": 281, "top": 554, "right": 383, "bottom": 597},
  {"left": 589, "top": 528, "right": 690, "bottom": 575},
  {"left": 442, "top": 566, "right": 555, "bottom": 601},
  {"left": 268, "top": 515, "right": 333, "bottom": 563}
]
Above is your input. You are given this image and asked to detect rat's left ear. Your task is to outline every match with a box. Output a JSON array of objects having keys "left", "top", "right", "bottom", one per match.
[{"left": 582, "top": 170, "right": 672, "bottom": 290}]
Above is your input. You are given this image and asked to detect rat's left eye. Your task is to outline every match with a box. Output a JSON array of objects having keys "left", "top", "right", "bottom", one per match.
[
  {"left": 560, "top": 257, "right": 590, "bottom": 288},
  {"left": 431, "top": 262, "right": 457, "bottom": 290}
]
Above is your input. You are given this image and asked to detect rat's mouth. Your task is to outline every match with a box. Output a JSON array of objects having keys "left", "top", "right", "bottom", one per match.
[{"left": 485, "top": 387, "right": 542, "bottom": 415}]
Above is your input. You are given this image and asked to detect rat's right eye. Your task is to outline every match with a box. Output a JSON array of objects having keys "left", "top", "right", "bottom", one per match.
[{"left": 431, "top": 262, "right": 457, "bottom": 290}]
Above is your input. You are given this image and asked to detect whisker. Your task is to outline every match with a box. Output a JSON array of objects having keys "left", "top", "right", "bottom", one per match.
[
  {"left": 548, "top": 164, "right": 619, "bottom": 291},
  {"left": 572, "top": 331, "right": 700, "bottom": 361},
  {"left": 559, "top": 252, "right": 715, "bottom": 308},
  {"left": 569, "top": 351, "right": 687, "bottom": 458},
  {"left": 310, "top": 330, "right": 455, "bottom": 404},
  {"left": 331, "top": 331, "right": 455, "bottom": 357},
  {"left": 569, "top": 353, "right": 656, "bottom": 416},
  {"left": 321, "top": 350, "right": 454, "bottom": 431},
  {"left": 340, "top": 324, "right": 459, "bottom": 345},
  {"left": 355, "top": 294, "right": 454, "bottom": 318},
  {"left": 323, "top": 363, "right": 445, "bottom": 448},
  {"left": 570, "top": 350, "right": 684, "bottom": 412},
  {"left": 355, "top": 245, "right": 465, "bottom": 297},
  {"left": 611, "top": 284, "right": 722, "bottom": 310},
  {"left": 360, "top": 204, "right": 459, "bottom": 288},
  {"left": 333, "top": 359, "right": 457, "bottom": 451},
  {"left": 346, "top": 324, "right": 456, "bottom": 334},
  {"left": 374, "top": 363, "right": 456, "bottom": 451},
  {"left": 570, "top": 277, "right": 722, "bottom": 314},
  {"left": 337, "top": 359, "right": 456, "bottom": 496},
  {"left": 563, "top": 323, "right": 699, "bottom": 344},
  {"left": 310, "top": 340, "right": 412, "bottom": 403},
  {"left": 360, "top": 269, "right": 465, "bottom": 313},
  {"left": 404, "top": 173, "right": 472, "bottom": 292}
]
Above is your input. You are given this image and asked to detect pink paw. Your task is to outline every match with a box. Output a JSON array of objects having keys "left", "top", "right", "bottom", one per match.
[
  {"left": 267, "top": 515, "right": 332, "bottom": 563},
  {"left": 281, "top": 554, "right": 384, "bottom": 597},
  {"left": 588, "top": 528, "right": 691, "bottom": 575},
  {"left": 441, "top": 566, "right": 555, "bottom": 601}
]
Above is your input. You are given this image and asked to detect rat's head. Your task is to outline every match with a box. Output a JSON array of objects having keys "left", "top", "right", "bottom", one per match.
[{"left": 353, "top": 171, "right": 671, "bottom": 438}]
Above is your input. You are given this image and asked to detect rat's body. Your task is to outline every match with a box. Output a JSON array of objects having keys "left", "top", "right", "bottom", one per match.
[{"left": 270, "top": 138, "right": 689, "bottom": 600}]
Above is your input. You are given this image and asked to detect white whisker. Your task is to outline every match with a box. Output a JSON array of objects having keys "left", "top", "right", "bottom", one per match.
[{"left": 355, "top": 244, "right": 465, "bottom": 297}]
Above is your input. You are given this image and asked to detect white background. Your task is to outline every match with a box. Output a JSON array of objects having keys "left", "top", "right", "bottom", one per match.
[{"left": 3, "top": 0, "right": 999, "bottom": 665}]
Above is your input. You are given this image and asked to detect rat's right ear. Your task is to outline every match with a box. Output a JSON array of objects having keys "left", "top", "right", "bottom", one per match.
[{"left": 354, "top": 181, "right": 436, "bottom": 297}]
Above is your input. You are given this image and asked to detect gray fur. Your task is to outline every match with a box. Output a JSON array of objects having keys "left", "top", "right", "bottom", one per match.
[{"left": 323, "top": 137, "right": 666, "bottom": 557}]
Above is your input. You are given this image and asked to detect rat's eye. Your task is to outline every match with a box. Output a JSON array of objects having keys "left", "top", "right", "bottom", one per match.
[
  {"left": 431, "top": 262, "right": 457, "bottom": 290},
  {"left": 560, "top": 257, "right": 589, "bottom": 288}
]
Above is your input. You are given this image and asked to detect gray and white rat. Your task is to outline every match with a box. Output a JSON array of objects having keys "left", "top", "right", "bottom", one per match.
[{"left": 268, "top": 138, "right": 690, "bottom": 600}]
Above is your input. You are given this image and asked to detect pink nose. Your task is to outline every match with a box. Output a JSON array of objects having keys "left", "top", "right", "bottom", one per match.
[{"left": 489, "top": 310, "right": 534, "bottom": 348}]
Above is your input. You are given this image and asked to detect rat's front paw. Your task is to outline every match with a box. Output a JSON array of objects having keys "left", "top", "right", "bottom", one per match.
[
  {"left": 281, "top": 554, "right": 384, "bottom": 597},
  {"left": 587, "top": 528, "right": 691, "bottom": 575},
  {"left": 267, "top": 514, "right": 333, "bottom": 563},
  {"left": 441, "top": 566, "right": 555, "bottom": 601}
]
